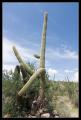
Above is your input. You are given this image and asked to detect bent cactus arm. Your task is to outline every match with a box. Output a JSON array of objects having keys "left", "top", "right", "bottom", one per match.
[
  {"left": 13, "top": 46, "right": 34, "bottom": 75},
  {"left": 18, "top": 68, "right": 45, "bottom": 96}
]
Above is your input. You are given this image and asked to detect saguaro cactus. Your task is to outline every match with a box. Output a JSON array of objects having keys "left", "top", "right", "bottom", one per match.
[{"left": 12, "top": 12, "right": 48, "bottom": 99}]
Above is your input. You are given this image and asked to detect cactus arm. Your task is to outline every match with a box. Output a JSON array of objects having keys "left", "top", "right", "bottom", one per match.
[
  {"left": 34, "top": 54, "right": 40, "bottom": 59},
  {"left": 18, "top": 68, "right": 45, "bottom": 96},
  {"left": 12, "top": 46, "right": 34, "bottom": 75}
]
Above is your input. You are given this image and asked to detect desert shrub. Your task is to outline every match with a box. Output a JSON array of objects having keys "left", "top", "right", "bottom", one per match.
[
  {"left": 44, "top": 78, "right": 55, "bottom": 112},
  {"left": 2, "top": 68, "right": 23, "bottom": 117},
  {"left": 65, "top": 82, "right": 79, "bottom": 107},
  {"left": 55, "top": 101, "right": 71, "bottom": 117}
]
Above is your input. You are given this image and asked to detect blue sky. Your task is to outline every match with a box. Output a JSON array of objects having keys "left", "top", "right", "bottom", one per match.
[{"left": 3, "top": 2, "right": 79, "bottom": 82}]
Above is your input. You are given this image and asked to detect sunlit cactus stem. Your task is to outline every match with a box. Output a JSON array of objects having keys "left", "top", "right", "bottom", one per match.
[
  {"left": 39, "top": 12, "right": 48, "bottom": 100},
  {"left": 40, "top": 12, "right": 48, "bottom": 68},
  {"left": 18, "top": 68, "right": 45, "bottom": 96}
]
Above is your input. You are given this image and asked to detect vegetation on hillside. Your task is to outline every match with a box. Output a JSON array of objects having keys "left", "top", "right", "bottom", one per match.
[{"left": 2, "top": 63, "right": 79, "bottom": 118}]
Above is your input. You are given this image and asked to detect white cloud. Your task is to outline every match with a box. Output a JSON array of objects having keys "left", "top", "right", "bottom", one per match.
[
  {"left": 3, "top": 64, "right": 15, "bottom": 72},
  {"left": 64, "top": 69, "right": 73, "bottom": 73},
  {"left": 63, "top": 68, "right": 79, "bottom": 82},
  {"left": 48, "top": 68, "right": 58, "bottom": 79},
  {"left": 73, "top": 71, "right": 79, "bottom": 82},
  {"left": 3, "top": 37, "right": 38, "bottom": 71},
  {"left": 46, "top": 48, "right": 78, "bottom": 60},
  {"left": 64, "top": 70, "right": 79, "bottom": 82},
  {"left": 3, "top": 37, "right": 18, "bottom": 64},
  {"left": 47, "top": 67, "right": 79, "bottom": 82},
  {"left": 63, "top": 49, "right": 78, "bottom": 60},
  {"left": 3, "top": 37, "right": 78, "bottom": 82},
  {"left": 74, "top": 68, "right": 78, "bottom": 71}
]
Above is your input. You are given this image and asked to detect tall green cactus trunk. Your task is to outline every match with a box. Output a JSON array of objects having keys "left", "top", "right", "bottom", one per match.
[{"left": 39, "top": 12, "right": 48, "bottom": 100}]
